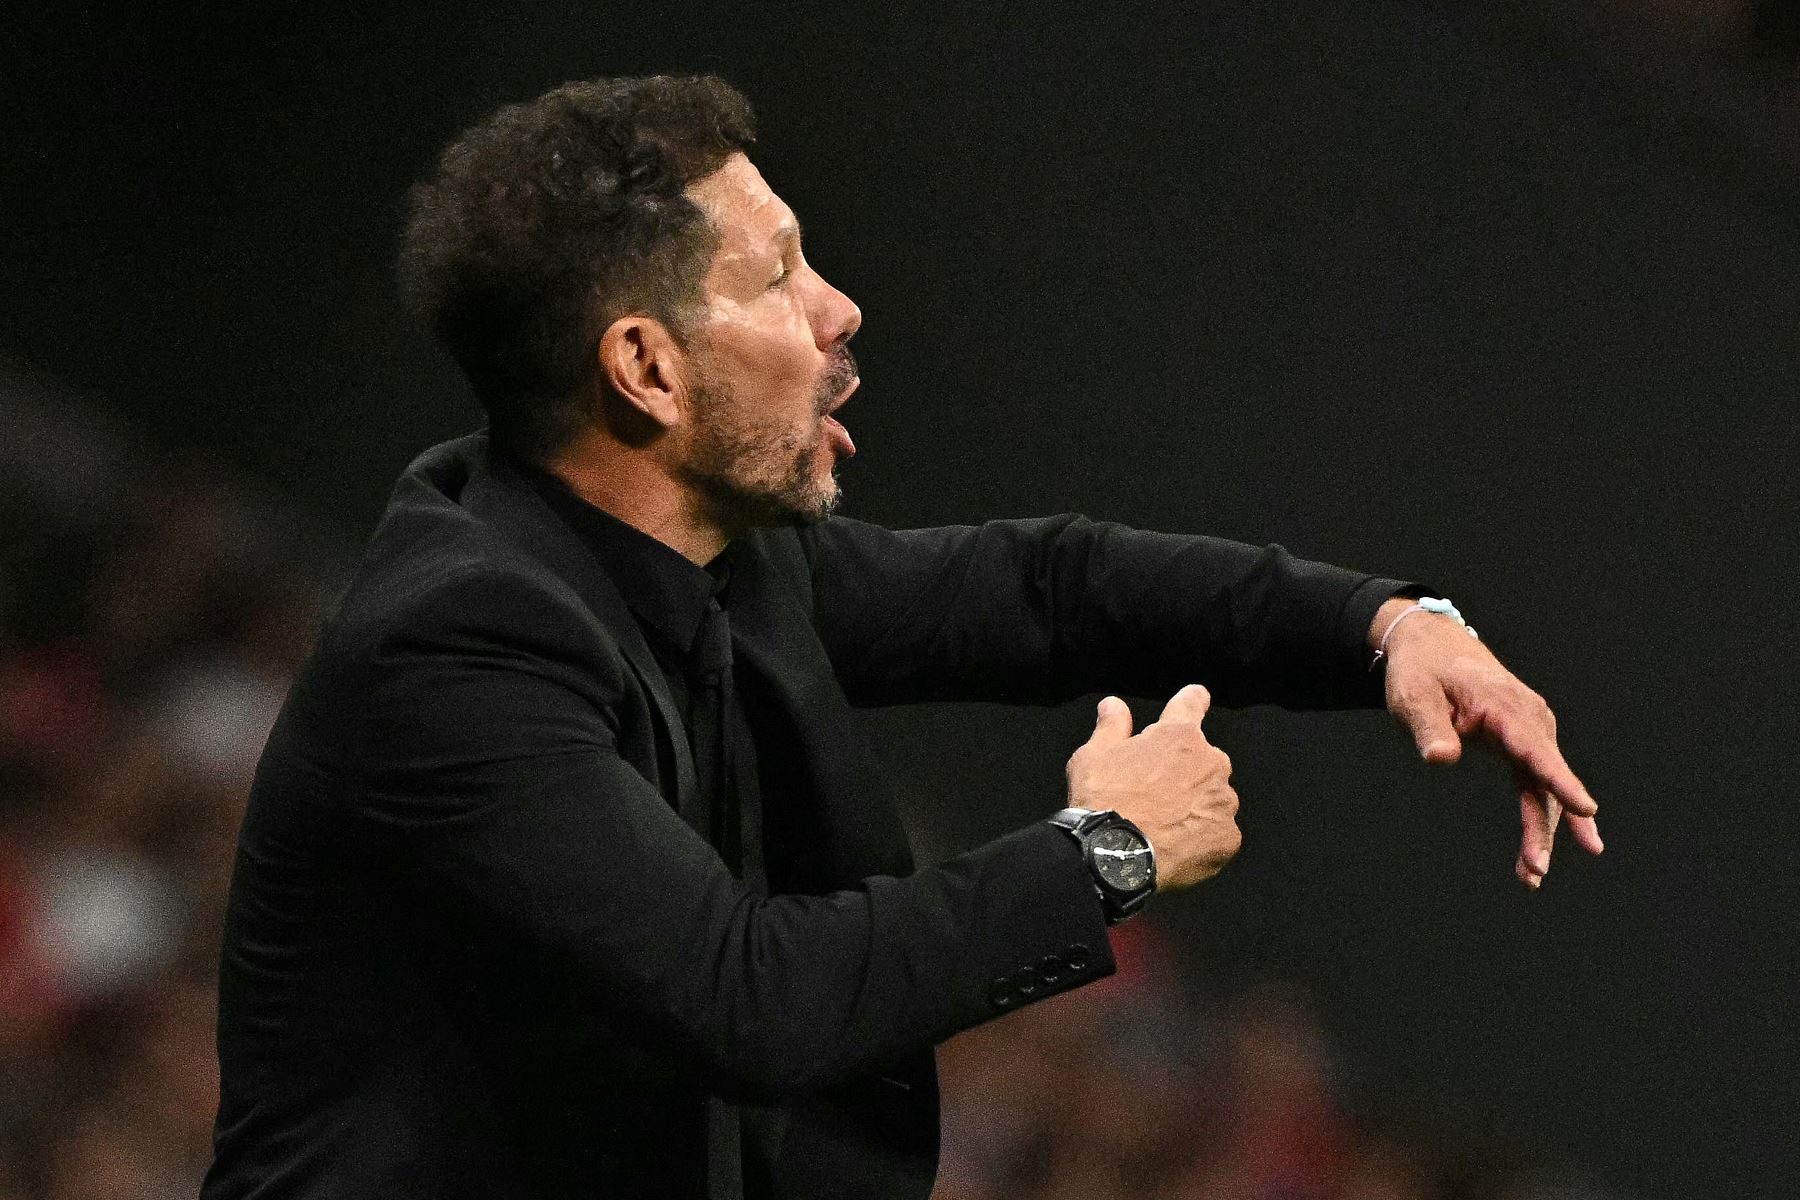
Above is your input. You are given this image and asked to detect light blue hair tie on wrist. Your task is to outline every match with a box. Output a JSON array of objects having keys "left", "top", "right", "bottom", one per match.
[
  {"left": 1370, "top": 595, "right": 1480, "bottom": 670},
  {"left": 1417, "top": 596, "right": 1479, "bottom": 641}
]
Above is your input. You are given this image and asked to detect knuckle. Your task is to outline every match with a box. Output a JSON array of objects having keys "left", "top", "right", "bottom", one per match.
[
  {"left": 1507, "top": 686, "right": 1544, "bottom": 718},
  {"left": 1390, "top": 682, "right": 1431, "bottom": 714},
  {"left": 1451, "top": 654, "right": 1486, "bottom": 680}
]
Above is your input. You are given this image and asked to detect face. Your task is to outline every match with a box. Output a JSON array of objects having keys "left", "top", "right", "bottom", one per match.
[{"left": 675, "top": 153, "right": 862, "bottom": 527}]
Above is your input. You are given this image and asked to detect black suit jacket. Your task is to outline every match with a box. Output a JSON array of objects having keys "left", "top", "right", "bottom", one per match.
[{"left": 203, "top": 432, "right": 1409, "bottom": 1199}]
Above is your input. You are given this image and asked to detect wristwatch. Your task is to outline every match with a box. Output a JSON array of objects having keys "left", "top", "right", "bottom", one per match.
[{"left": 1046, "top": 807, "right": 1156, "bottom": 926}]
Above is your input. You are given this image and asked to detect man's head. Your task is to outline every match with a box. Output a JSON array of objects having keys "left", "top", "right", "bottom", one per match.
[
  {"left": 400, "top": 75, "right": 861, "bottom": 527},
  {"left": 668, "top": 153, "right": 861, "bottom": 527}
]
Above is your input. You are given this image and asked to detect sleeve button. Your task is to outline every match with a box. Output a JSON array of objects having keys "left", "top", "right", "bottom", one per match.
[
  {"left": 1037, "top": 954, "right": 1066, "bottom": 982},
  {"left": 988, "top": 976, "right": 1016, "bottom": 1007},
  {"left": 1064, "top": 942, "right": 1091, "bottom": 971},
  {"left": 1012, "top": 966, "right": 1042, "bottom": 996}
]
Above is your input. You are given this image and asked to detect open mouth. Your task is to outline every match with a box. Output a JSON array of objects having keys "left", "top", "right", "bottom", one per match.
[
  {"left": 825, "top": 374, "right": 860, "bottom": 415},
  {"left": 822, "top": 375, "right": 859, "bottom": 456}
]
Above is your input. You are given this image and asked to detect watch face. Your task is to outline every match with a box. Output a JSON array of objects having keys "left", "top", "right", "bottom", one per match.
[{"left": 1091, "top": 825, "right": 1153, "bottom": 891}]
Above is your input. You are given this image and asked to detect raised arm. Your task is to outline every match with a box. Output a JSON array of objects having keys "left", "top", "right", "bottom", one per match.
[{"left": 804, "top": 513, "right": 1413, "bottom": 709}]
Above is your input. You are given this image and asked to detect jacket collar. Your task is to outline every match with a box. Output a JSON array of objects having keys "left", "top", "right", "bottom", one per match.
[
  {"left": 436, "top": 433, "right": 701, "bottom": 814},
  {"left": 502, "top": 453, "right": 724, "bottom": 668},
  {"left": 400, "top": 431, "right": 915, "bottom": 886}
]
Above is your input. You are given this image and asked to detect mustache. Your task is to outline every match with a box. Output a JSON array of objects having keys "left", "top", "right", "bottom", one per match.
[{"left": 817, "top": 346, "right": 858, "bottom": 410}]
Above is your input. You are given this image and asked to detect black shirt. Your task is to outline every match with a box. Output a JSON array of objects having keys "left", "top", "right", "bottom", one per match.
[
  {"left": 517, "top": 462, "right": 781, "bottom": 1197},
  {"left": 518, "top": 462, "right": 764, "bottom": 881}
]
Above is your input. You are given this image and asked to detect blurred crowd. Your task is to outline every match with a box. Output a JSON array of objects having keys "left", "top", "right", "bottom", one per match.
[
  {"left": 0, "top": 368, "right": 1618, "bottom": 1199},
  {"left": 0, "top": 368, "right": 342, "bottom": 1199},
  {"left": 930, "top": 920, "right": 1613, "bottom": 1200}
]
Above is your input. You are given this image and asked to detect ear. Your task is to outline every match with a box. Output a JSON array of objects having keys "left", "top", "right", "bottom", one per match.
[{"left": 597, "top": 315, "right": 687, "bottom": 430}]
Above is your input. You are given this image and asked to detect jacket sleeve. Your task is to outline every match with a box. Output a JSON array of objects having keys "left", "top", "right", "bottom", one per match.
[
  {"left": 352, "top": 571, "right": 1115, "bottom": 1106},
  {"left": 805, "top": 513, "right": 1417, "bottom": 710}
]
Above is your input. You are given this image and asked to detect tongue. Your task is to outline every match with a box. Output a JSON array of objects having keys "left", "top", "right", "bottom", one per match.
[{"left": 823, "top": 413, "right": 856, "bottom": 457}]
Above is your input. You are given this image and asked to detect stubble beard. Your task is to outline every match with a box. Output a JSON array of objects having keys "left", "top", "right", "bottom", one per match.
[{"left": 679, "top": 356, "right": 855, "bottom": 530}]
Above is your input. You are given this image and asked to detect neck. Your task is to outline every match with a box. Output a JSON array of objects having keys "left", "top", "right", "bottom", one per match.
[{"left": 544, "top": 429, "right": 733, "bottom": 566}]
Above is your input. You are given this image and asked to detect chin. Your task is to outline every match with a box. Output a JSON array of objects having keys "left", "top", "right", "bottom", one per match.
[
  {"left": 804, "top": 485, "right": 841, "bottom": 522},
  {"left": 717, "top": 477, "right": 838, "bottom": 529},
  {"left": 785, "top": 447, "right": 842, "bottom": 520},
  {"left": 693, "top": 438, "right": 843, "bottom": 529},
  {"left": 778, "top": 478, "right": 839, "bottom": 525}
]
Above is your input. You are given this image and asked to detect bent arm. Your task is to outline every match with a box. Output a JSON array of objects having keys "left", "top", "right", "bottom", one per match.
[
  {"left": 355, "top": 573, "right": 1113, "bottom": 1105},
  {"left": 807, "top": 513, "right": 1413, "bottom": 709}
]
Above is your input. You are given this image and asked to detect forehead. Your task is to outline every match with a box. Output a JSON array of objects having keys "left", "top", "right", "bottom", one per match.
[{"left": 686, "top": 152, "right": 796, "bottom": 255}]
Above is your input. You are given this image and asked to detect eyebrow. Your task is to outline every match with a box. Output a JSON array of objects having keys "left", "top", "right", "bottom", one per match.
[{"left": 771, "top": 216, "right": 804, "bottom": 251}]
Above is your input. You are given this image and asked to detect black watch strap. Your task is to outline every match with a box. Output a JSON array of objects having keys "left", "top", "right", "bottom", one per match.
[{"left": 1046, "top": 807, "right": 1156, "bottom": 926}]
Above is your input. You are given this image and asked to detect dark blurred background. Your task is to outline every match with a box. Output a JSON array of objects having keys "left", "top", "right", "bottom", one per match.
[{"left": 2, "top": 2, "right": 1796, "bottom": 1197}]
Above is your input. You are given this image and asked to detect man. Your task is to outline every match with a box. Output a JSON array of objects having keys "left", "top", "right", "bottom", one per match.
[{"left": 203, "top": 75, "right": 1602, "bottom": 1200}]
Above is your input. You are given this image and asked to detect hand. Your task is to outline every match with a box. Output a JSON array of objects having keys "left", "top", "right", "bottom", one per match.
[
  {"left": 1066, "top": 685, "right": 1241, "bottom": 891},
  {"left": 1373, "top": 598, "right": 1604, "bottom": 888}
]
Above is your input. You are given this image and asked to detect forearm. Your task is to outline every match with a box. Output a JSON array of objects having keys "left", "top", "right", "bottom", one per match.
[
  {"left": 812, "top": 513, "right": 1415, "bottom": 709},
  {"left": 659, "top": 822, "right": 1113, "bottom": 1101},
  {"left": 359, "top": 574, "right": 1115, "bottom": 1104},
  {"left": 385, "top": 778, "right": 1114, "bottom": 1105}
]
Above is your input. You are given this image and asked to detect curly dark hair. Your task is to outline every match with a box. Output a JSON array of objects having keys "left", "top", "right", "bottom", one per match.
[{"left": 399, "top": 75, "right": 757, "bottom": 460}]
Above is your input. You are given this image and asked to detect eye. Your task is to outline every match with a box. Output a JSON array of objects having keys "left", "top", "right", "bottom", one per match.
[{"left": 768, "top": 263, "right": 791, "bottom": 290}]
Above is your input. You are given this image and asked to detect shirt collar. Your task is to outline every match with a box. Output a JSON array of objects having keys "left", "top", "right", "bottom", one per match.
[{"left": 509, "top": 458, "right": 725, "bottom": 662}]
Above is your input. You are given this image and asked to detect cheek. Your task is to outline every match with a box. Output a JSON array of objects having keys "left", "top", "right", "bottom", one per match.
[
  {"left": 754, "top": 357, "right": 825, "bottom": 426},
  {"left": 765, "top": 308, "right": 819, "bottom": 391},
  {"left": 701, "top": 302, "right": 818, "bottom": 396}
]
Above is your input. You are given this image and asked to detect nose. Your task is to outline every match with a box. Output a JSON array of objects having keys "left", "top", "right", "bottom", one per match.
[{"left": 810, "top": 269, "right": 861, "bottom": 349}]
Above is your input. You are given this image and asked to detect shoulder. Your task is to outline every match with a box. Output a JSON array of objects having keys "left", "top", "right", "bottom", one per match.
[{"left": 316, "top": 438, "right": 626, "bottom": 689}]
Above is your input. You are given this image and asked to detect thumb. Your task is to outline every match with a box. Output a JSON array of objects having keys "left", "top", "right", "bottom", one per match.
[
  {"left": 1394, "top": 681, "right": 1462, "bottom": 764},
  {"left": 1087, "top": 696, "right": 1134, "bottom": 749}
]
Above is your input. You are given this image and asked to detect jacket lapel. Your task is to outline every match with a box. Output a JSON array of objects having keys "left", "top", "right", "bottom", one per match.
[
  {"left": 723, "top": 531, "right": 916, "bottom": 886},
  {"left": 453, "top": 438, "right": 699, "bottom": 818},
  {"left": 419, "top": 433, "right": 910, "bottom": 888}
]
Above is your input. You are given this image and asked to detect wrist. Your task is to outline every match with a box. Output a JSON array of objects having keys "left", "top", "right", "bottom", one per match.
[
  {"left": 1046, "top": 808, "right": 1156, "bottom": 926},
  {"left": 1369, "top": 595, "right": 1480, "bottom": 669},
  {"left": 1368, "top": 596, "right": 1419, "bottom": 654}
]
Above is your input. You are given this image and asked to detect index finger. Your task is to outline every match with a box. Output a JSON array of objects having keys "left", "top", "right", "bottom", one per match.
[
  {"left": 1516, "top": 787, "right": 1561, "bottom": 887},
  {"left": 1158, "top": 683, "right": 1213, "bottom": 727},
  {"left": 1489, "top": 708, "right": 1597, "bottom": 817}
]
